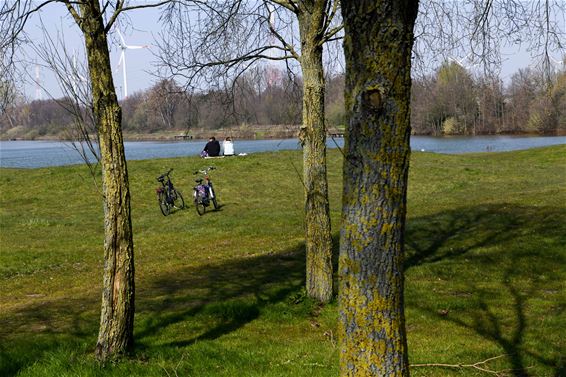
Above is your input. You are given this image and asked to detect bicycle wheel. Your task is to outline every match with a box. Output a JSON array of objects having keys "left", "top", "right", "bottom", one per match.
[
  {"left": 195, "top": 192, "right": 206, "bottom": 216},
  {"left": 158, "top": 191, "right": 170, "bottom": 216},
  {"left": 210, "top": 187, "right": 219, "bottom": 210},
  {"left": 172, "top": 189, "right": 185, "bottom": 210}
]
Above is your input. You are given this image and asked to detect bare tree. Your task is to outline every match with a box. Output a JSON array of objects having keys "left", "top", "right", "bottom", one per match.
[
  {"left": 1, "top": 0, "right": 167, "bottom": 362},
  {"left": 339, "top": 1, "right": 419, "bottom": 375},
  {"left": 340, "top": 1, "right": 565, "bottom": 375},
  {"left": 475, "top": 75, "right": 505, "bottom": 134},
  {"left": 0, "top": 68, "right": 18, "bottom": 126},
  {"left": 160, "top": 0, "right": 343, "bottom": 303},
  {"left": 0, "top": 55, "right": 17, "bottom": 116},
  {"left": 0, "top": 2, "right": 23, "bottom": 114},
  {"left": 146, "top": 78, "right": 184, "bottom": 129}
]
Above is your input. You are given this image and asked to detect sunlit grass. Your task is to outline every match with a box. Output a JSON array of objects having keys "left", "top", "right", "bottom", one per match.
[{"left": 1, "top": 146, "right": 565, "bottom": 376}]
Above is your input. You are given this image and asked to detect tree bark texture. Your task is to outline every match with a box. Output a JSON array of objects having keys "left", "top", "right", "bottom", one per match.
[
  {"left": 75, "top": 1, "right": 135, "bottom": 362},
  {"left": 297, "top": 0, "right": 333, "bottom": 304},
  {"left": 339, "top": 1, "right": 419, "bottom": 376}
]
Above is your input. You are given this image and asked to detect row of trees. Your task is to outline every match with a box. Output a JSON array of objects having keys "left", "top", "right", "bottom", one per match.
[
  {"left": 2, "top": 62, "right": 565, "bottom": 138},
  {"left": 411, "top": 61, "right": 566, "bottom": 135},
  {"left": 120, "top": 67, "right": 306, "bottom": 133},
  {"left": 2, "top": 0, "right": 565, "bottom": 375},
  {"left": 0, "top": 68, "right": 307, "bottom": 137}
]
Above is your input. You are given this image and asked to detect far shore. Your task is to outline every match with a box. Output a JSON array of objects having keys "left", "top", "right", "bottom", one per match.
[
  {"left": 0, "top": 125, "right": 302, "bottom": 142},
  {"left": 1, "top": 126, "right": 565, "bottom": 142}
]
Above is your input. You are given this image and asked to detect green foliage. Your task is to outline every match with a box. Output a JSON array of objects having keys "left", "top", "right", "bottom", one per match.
[
  {"left": 436, "top": 61, "right": 472, "bottom": 85},
  {"left": 442, "top": 116, "right": 457, "bottom": 135},
  {"left": 1, "top": 146, "right": 565, "bottom": 376}
]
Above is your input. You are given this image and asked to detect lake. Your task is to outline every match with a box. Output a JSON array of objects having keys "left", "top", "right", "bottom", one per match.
[{"left": 1, "top": 135, "right": 565, "bottom": 169}]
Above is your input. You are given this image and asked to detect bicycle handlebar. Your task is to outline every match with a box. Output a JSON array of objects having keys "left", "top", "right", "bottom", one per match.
[{"left": 157, "top": 168, "right": 174, "bottom": 181}]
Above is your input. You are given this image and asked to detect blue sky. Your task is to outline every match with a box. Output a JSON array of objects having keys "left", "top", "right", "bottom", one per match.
[
  {"left": 20, "top": 2, "right": 560, "bottom": 101},
  {"left": 22, "top": 4, "right": 163, "bottom": 100}
]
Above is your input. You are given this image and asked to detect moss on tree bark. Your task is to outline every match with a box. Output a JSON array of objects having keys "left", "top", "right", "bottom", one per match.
[
  {"left": 75, "top": 0, "right": 135, "bottom": 362},
  {"left": 298, "top": 0, "right": 333, "bottom": 304},
  {"left": 339, "top": 1, "right": 419, "bottom": 375}
]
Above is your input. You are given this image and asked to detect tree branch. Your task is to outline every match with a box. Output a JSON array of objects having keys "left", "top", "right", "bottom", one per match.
[
  {"left": 321, "top": 24, "right": 343, "bottom": 45},
  {"left": 411, "top": 355, "right": 531, "bottom": 376},
  {"left": 270, "top": 0, "right": 298, "bottom": 13},
  {"left": 0, "top": 0, "right": 58, "bottom": 50},
  {"left": 61, "top": 0, "right": 82, "bottom": 28},
  {"left": 105, "top": 0, "right": 170, "bottom": 33},
  {"left": 265, "top": 5, "right": 301, "bottom": 60},
  {"left": 321, "top": 0, "right": 340, "bottom": 38}
]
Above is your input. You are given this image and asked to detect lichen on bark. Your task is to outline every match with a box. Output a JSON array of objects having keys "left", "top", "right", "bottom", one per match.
[
  {"left": 297, "top": 0, "right": 333, "bottom": 304},
  {"left": 74, "top": 0, "right": 135, "bottom": 362},
  {"left": 339, "top": 1, "right": 419, "bottom": 376}
]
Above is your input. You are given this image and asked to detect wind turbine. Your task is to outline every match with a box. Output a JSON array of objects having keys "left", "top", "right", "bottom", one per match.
[
  {"left": 265, "top": 4, "right": 281, "bottom": 87},
  {"left": 34, "top": 62, "right": 43, "bottom": 100},
  {"left": 116, "top": 29, "right": 148, "bottom": 99},
  {"left": 548, "top": 55, "right": 565, "bottom": 70},
  {"left": 448, "top": 54, "right": 480, "bottom": 71},
  {"left": 71, "top": 50, "right": 88, "bottom": 96}
]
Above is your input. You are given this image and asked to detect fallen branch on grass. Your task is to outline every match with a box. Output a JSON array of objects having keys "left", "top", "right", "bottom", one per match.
[{"left": 411, "top": 354, "right": 515, "bottom": 376}]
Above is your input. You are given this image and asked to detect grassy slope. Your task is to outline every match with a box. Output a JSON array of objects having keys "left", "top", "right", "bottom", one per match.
[{"left": 0, "top": 146, "right": 564, "bottom": 376}]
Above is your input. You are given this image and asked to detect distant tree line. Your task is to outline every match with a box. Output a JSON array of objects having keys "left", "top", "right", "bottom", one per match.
[
  {"left": 1, "top": 62, "right": 565, "bottom": 139},
  {"left": 412, "top": 61, "right": 566, "bottom": 135},
  {"left": 120, "top": 66, "right": 310, "bottom": 133}
]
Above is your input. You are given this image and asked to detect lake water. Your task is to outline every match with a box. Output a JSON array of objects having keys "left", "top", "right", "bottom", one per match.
[{"left": 0, "top": 135, "right": 564, "bottom": 169}]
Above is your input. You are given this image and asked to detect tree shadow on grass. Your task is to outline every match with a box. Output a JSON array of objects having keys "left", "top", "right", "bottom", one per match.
[
  {"left": 134, "top": 246, "right": 308, "bottom": 349},
  {"left": 405, "top": 204, "right": 529, "bottom": 269},
  {"left": 0, "top": 295, "right": 100, "bottom": 377},
  {"left": 0, "top": 244, "right": 309, "bottom": 376},
  {"left": 405, "top": 204, "right": 566, "bottom": 377},
  {"left": 2, "top": 203, "right": 564, "bottom": 376}
]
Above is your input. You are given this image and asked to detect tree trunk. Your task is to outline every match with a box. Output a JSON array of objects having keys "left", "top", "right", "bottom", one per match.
[
  {"left": 297, "top": 1, "right": 333, "bottom": 304},
  {"left": 75, "top": 1, "right": 135, "bottom": 362},
  {"left": 339, "top": 1, "right": 419, "bottom": 376}
]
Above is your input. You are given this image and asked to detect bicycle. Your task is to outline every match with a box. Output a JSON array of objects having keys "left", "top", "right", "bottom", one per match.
[
  {"left": 156, "top": 168, "right": 185, "bottom": 216},
  {"left": 193, "top": 166, "right": 219, "bottom": 215}
]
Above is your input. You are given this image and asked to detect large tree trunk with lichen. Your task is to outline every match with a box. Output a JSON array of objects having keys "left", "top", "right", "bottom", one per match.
[
  {"left": 297, "top": 1, "right": 333, "bottom": 304},
  {"left": 76, "top": 1, "right": 135, "bottom": 362},
  {"left": 339, "top": 1, "right": 419, "bottom": 376}
]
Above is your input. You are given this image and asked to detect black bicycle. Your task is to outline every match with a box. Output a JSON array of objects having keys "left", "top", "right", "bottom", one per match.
[
  {"left": 156, "top": 168, "right": 185, "bottom": 216},
  {"left": 193, "top": 166, "right": 219, "bottom": 215}
]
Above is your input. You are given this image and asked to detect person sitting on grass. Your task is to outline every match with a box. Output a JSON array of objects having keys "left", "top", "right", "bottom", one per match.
[
  {"left": 202, "top": 136, "right": 221, "bottom": 157},
  {"left": 223, "top": 137, "right": 235, "bottom": 156}
]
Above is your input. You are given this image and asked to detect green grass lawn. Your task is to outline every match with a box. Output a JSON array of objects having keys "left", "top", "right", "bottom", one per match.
[{"left": 1, "top": 146, "right": 564, "bottom": 376}]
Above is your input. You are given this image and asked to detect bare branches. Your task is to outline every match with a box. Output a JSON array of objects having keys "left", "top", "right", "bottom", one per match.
[
  {"left": 320, "top": 0, "right": 342, "bottom": 44},
  {"left": 321, "top": 24, "right": 343, "bottom": 44},
  {"left": 265, "top": 2, "right": 300, "bottom": 60},
  {"left": 61, "top": 0, "right": 83, "bottom": 27},
  {"left": 158, "top": 0, "right": 343, "bottom": 92},
  {"left": 411, "top": 354, "right": 531, "bottom": 376},
  {"left": 159, "top": 0, "right": 292, "bottom": 90},
  {"left": 104, "top": 0, "right": 169, "bottom": 33},
  {"left": 103, "top": 0, "right": 126, "bottom": 32},
  {"left": 1, "top": 1, "right": 58, "bottom": 51},
  {"left": 1, "top": 0, "right": 162, "bottom": 173},
  {"left": 0, "top": 1, "right": 42, "bottom": 112},
  {"left": 0, "top": 56, "right": 18, "bottom": 115},
  {"left": 414, "top": 1, "right": 566, "bottom": 79},
  {"left": 270, "top": 0, "right": 298, "bottom": 13},
  {"left": 30, "top": 17, "right": 100, "bottom": 176}
]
